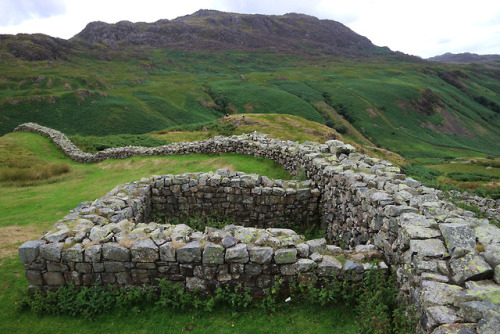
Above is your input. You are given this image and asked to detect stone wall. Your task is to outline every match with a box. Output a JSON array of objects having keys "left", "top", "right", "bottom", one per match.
[
  {"left": 16, "top": 123, "right": 500, "bottom": 333},
  {"left": 150, "top": 170, "right": 320, "bottom": 228},
  {"left": 18, "top": 170, "right": 383, "bottom": 296}
]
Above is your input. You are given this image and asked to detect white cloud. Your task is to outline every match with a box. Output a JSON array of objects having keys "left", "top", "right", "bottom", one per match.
[{"left": 0, "top": 0, "right": 66, "bottom": 26}]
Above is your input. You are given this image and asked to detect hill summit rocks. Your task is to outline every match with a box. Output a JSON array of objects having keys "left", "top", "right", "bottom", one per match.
[{"left": 71, "top": 10, "right": 386, "bottom": 56}]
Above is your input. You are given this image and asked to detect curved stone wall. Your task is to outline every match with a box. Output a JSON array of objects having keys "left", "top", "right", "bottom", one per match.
[{"left": 16, "top": 123, "right": 500, "bottom": 333}]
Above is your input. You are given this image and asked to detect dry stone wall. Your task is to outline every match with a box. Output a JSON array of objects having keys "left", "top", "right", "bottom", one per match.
[{"left": 16, "top": 123, "right": 500, "bottom": 333}]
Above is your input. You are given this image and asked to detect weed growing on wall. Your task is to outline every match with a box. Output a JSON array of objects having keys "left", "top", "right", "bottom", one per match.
[{"left": 15, "top": 269, "right": 418, "bottom": 333}]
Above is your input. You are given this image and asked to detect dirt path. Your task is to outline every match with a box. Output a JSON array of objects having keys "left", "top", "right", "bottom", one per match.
[{"left": 0, "top": 225, "right": 44, "bottom": 264}]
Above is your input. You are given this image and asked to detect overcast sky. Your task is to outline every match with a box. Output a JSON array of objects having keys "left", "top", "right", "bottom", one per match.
[{"left": 0, "top": 0, "right": 499, "bottom": 58}]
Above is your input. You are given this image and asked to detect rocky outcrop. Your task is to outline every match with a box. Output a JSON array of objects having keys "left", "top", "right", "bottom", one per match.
[
  {"left": 16, "top": 122, "right": 500, "bottom": 333},
  {"left": 71, "top": 10, "right": 385, "bottom": 56}
]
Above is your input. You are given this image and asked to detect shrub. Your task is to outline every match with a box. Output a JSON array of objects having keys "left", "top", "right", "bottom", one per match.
[
  {"left": 402, "top": 164, "right": 443, "bottom": 181},
  {"left": 69, "top": 134, "right": 169, "bottom": 153},
  {"left": 446, "top": 172, "right": 496, "bottom": 182},
  {"left": 0, "top": 162, "right": 70, "bottom": 183}
]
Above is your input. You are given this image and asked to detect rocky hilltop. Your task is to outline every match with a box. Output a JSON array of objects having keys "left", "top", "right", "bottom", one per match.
[
  {"left": 71, "top": 10, "right": 387, "bottom": 56},
  {"left": 429, "top": 52, "right": 500, "bottom": 64}
]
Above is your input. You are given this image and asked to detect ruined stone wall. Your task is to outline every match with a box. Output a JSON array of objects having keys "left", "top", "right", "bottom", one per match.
[
  {"left": 18, "top": 170, "right": 381, "bottom": 297},
  {"left": 16, "top": 123, "right": 500, "bottom": 333},
  {"left": 150, "top": 170, "right": 320, "bottom": 228}
]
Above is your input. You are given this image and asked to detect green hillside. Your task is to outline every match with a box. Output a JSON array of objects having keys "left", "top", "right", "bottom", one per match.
[{"left": 1, "top": 45, "right": 499, "bottom": 162}]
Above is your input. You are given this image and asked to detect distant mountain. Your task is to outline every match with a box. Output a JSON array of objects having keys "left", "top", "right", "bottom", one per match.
[
  {"left": 428, "top": 52, "right": 500, "bottom": 63},
  {"left": 71, "top": 10, "right": 389, "bottom": 56}
]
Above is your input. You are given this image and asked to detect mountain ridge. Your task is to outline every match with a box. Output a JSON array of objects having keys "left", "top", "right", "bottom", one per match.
[
  {"left": 70, "top": 9, "right": 389, "bottom": 56},
  {"left": 428, "top": 52, "right": 500, "bottom": 64}
]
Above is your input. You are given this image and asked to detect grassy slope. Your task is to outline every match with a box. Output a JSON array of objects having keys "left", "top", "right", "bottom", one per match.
[
  {"left": 151, "top": 113, "right": 407, "bottom": 165},
  {"left": 1, "top": 48, "right": 499, "bottom": 161}
]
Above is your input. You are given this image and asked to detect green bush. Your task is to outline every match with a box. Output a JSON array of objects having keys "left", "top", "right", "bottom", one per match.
[
  {"left": 69, "top": 134, "right": 169, "bottom": 153},
  {"left": 402, "top": 164, "right": 443, "bottom": 181},
  {"left": 161, "top": 120, "right": 236, "bottom": 136},
  {"left": 16, "top": 270, "right": 418, "bottom": 332},
  {"left": 446, "top": 172, "right": 496, "bottom": 182}
]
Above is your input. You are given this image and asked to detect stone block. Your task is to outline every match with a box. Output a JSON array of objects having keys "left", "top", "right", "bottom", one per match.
[
  {"left": 19, "top": 240, "right": 44, "bottom": 263},
  {"left": 43, "top": 272, "right": 65, "bottom": 286},
  {"left": 177, "top": 241, "right": 202, "bottom": 263},
  {"left": 62, "top": 243, "right": 83, "bottom": 263},
  {"left": 296, "top": 243, "right": 309, "bottom": 258},
  {"left": 104, "top": 261, "right": 126, "bottom": 273},
  {"left": 248, "top": 246, "right": 273, "bottom": 264},
  {"left": 186, "top": 277, "right": 207, "bottom": 291},
  {"left": 131, "top": 269, "right": 150, "bottom": 284},
  {"left": 159, "top": 242, "right": 176, "bottom": 262},
  {"left": 439, "top": 223, "right": 476, "bottom": 254},
  {"left": 131, "top": 238, "right": 159, "bottom": 262},
  {"left": 274, "top": 248, "right": 297, "bottom": 264},
  {"left": 450, "top": 253, "right": 492, "bottom": 285},
  {"left": 245, "top": 264, "right": 262, "bottom": 275},
  {"left": 89, "top": 225, "right": 113, "bottom": 242},
  {"left": 47, "top": 262, "right": 68, "bottom": 271},
  {"left": 424, "top": 306, "right": 461, "bottom": 331},
  {"left": 344, "top": 260, "right": 364, "bottom": 281},
  {"left": 305, "top": 238, "right": 326, "bottom": 254},
  {"left": 26, "top": 270, "right": 43, "bottom": 286},
  {"left": 75, "top": 263, "right": 92, "bottom": 273},
  {"left": 203, "top": 243, "right": 224, "bottom": 265},
  {"left": 44, "top": 228, "right": 70, "bottom": 243},
  {"left": 317, "top": 255, "right": 342, "bottom": 277},
  {"left": 409, "top": 239, "right": 448, "bottom": 258},
  {"left": 40, "top": 243, "right": 63, "bottom": 262},
  {"left": 225, "top": 244, "right": 249, "bottom": 263},
  {"left": 102, "top": 243, "right": 130, "bottom": 261},
  {"left": 280, "top": 259, "right": 317, "bottom": 275},
  {"left": 420, "top": 281, "right": 463, "bottom": 308},
  {"left": 84, "top": 244, "right": 102, "bottom": 262}
]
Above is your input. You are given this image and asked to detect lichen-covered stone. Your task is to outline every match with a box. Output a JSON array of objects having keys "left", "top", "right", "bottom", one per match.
[
  {"left": 475, "top": 224, "right": 500, "bottom": 245},
  {"left": 19, "top": 240, "right": 44, "bottom": 263},
  {"left": 439, "top": 223, "right": 476, "bottom": 254},
  {"left": 296, "top": 243, "right": 309, "bottom": 258},
  {"left": 89, "top": 225, "right": 113, "bottom": 242},
  {"left": 248, "top": 246, "right": 273, "bottom": 264},
  {"left": 424, "top": 306, "right": 461, "bottom": 331},
  {"left": 84, "top": 244, "right": 102, "bottom": 262},
  {"left": 159, "top": 242, "right": 176, "bottom": 262},
  {"left": 225, "top": 244, "right": 249, "bottom": 263},
  {"left": 176, "top": 241, "right": 201, "bottom": 263},
  {"left": 40, "top": 243, "right": 63, "bottom": 262},
  {"left": 186, "top": 277, "right": 207, "bottom": 291},
  {"left": 44, "top": 228, "right": 70, "bottom": 243},
  {"left": 203, "top": 243, "right": 224, "bottom": 265},
  {"left": 459, "top": 301, "right": 499, "bottom": 322},
  {"left": 62, "top": 243, "right": 83, "bottom": 262},
  {"left": 131, "top": 238, "right": 159, "bottom": 262},
  {"left": 410, "top": 239, "right": 448, "bottom": 258},
  {"left": 317, "top": 255, "right": 342, "bottom": 277},
  {"left": 102, "top": 243, "right": 130, "bottom": 261},
  {"left": 275, "top": 248, "right": 297, "bottom": 264},
  {"left": 431, "top": 323, "right": 477, "bottom": 334},
  {"left": 420, "top": 281, "right": 463, "bottom": 308},
  {"left": 280, "top": 259, "right": 317, "bottom": 275},
  {"left": 450, "top": 253, "right": 493, "bottom": 284},
  {"left": 306, "top": 238, "right": 326, "bottom": 254}
]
